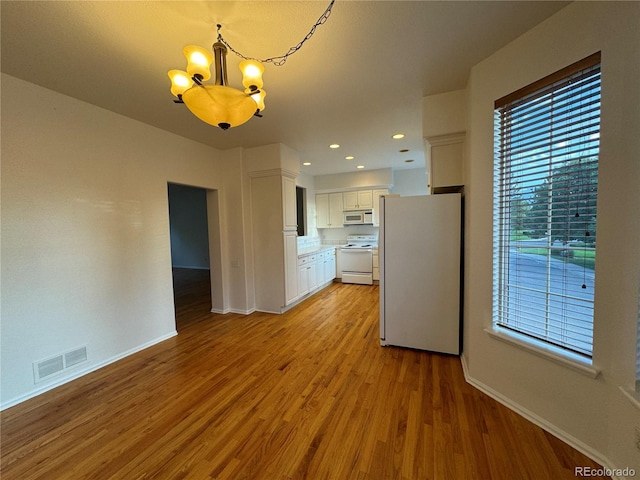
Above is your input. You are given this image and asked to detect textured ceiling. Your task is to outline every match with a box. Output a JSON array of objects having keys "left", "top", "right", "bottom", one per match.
[{"left": 1, "top": 1, "right": 569, "bottom": 176}]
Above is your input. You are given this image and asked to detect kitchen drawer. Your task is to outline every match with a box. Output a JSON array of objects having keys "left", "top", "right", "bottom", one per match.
[{"left": 298, "top": 254, "right": 317, "bottom": 264}]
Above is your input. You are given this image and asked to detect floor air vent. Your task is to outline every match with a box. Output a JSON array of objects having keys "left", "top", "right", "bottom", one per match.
[{"left": 33, "top": 346, "right": 88, "bottom": 383}]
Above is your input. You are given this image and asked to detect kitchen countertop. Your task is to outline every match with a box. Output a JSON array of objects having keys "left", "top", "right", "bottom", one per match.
[{"left": 297, "top": 245, "right": 336, "bottom": 257}]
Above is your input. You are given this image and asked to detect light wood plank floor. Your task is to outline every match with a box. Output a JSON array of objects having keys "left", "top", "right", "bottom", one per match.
[
  {"left": 1, "top": 277, "right": 608, "bottom": 479},
  {"left": 172, "top": 267, "right": 212, "bottom": 331}
]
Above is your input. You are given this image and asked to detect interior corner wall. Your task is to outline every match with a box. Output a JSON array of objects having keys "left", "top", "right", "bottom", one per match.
[
  {"left": 219, "top": 147, "right": 255, "bottom": 314},
  {"left": 0, "top": 73, "right": 235, "bottom": 408},
  {"left": 464, "top": 2, "right": 640, "bottom": 473}
]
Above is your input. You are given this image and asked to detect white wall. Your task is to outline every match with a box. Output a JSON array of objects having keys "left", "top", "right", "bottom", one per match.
[
  {"left": 464, "top": 2, "right": 640, "bottom": 474},
  {"left": 422, "top": 89, "right": 466, "bottom": 139},
  {"left": 220, "top": 147, "right": 255, "bottom": 314},
  {"left": 0, "top": 73, "right": 250, "bottom": 407},
  {"left": 391, "top": 168, "right": 429, "bottom": 196},
  {"left": 314, "top": 168, "right": 393, "bottom": 192}
]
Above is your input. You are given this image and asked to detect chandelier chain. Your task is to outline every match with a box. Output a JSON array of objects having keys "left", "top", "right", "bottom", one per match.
[{"left": 216, "top": 0, "right": 335, "bottom": 67}]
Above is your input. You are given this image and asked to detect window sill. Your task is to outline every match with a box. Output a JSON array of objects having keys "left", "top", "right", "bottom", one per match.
[{"left": 484, "top": 327, "right": 601, "bottom": 379}]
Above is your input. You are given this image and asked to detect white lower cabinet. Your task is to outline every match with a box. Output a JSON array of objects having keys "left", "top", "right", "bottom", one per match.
[
  {"left": 308, "top": 258, "right": 319, "bottom": 291},
  {"left": 323, "top": 250, "right": 336, "bottom": 283},
  {"left": 298, "top": 254, "right": 319, "bottom": 297},
  {"left": 298, "top": 256, "right": 310, "bottom": 297},
  {"left": 296, "top": 248, "right": 336, "bottom": 301}
]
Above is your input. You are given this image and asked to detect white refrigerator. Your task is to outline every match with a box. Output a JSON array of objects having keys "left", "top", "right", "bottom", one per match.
[{"left": 379, "top": 194, "right": 461, "bottom": 354}]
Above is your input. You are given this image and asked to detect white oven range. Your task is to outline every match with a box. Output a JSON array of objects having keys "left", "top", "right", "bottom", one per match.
[{"left": 340, "top": 234, "right": 377, "bottom": 285}]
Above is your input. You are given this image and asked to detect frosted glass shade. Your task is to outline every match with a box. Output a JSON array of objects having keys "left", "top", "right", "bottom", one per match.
[
  {"left": 168, "top": 70, "right": 192, "bottom": 97},
  {"left": 183, "top": 45, "right": 213, "bottom": 81},
  {"left": 239, "top": 59, "right": 264, "bottom": 90},
  {"left": 182, "top": 85, "right": 257, "bottom": 129}
]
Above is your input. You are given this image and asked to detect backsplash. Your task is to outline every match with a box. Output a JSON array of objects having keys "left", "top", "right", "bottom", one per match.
[
  {"left": 298, "top": 225, "right": 379, "bottom": 249},
  {"left": 320, "top": 225, "right": 379, "bottom": 246},
  {"left": 297, "top": 236, "right": 322, "bottom": 250}
]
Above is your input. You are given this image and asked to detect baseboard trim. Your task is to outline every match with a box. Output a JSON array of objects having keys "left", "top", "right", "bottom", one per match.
[
  {"left": 1, "top": 331, "right": 178, "bottom": 411},
  {"left": 459, "top": 355, "right": 620, "bottom": 479},
  {"left": 210, "top": 308, "right": 256, "bottom": 315}
]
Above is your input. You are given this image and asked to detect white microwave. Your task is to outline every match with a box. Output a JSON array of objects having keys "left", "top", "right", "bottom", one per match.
[{"left": 343, "top": 210, "right": 373, "bottom": 225}]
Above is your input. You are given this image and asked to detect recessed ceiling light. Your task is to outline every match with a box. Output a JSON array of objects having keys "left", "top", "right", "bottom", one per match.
[
  {"left": 302, "top": 162, "right": 311, "bottom": 166},
  {"left": 399, "top": 149, "right": 409, "bottom": 153},
  {"left": 329, "top": 143, "right": 340, "bottom": 149},
  {"left": 345, "top": 155, "right": 354, "bottom": 160},
  {"left": 405, "top": 159, "right": 414, "bottom": 163},
  {"left": 356, "top": 165, "right": 365, "bottom": 169},
  {"left": 392, "top": 133, "right": 405, "bottom": 140}
]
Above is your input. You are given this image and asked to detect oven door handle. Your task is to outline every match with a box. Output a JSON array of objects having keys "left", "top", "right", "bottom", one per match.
[{"left": 341, "top": 249, "right": 372, "bottom": 253}]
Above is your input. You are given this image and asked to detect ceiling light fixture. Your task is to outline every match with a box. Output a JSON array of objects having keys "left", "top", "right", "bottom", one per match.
[
  {"left": 345, "top": 155, "right": 355, "bottom": 160},
  {"left": 329, "top": 144, "right": 340, "bottom": 149},
  {"left": 168, "top": 1, "right": 335, "bottom": 130},
  {"left": 392, "top": 133, "right": 405, "bottom": 139},
  {"left": 303, "top": 162, "right": 312, "bottom": 166},
  {"left": 356, "top": 165, "right": 365, "bottom": 169}
]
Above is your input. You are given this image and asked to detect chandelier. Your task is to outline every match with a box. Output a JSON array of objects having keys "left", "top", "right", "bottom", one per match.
[
  {"left": 167, "top": 0, "right": 335, "bottom": 130},
  {"left": 168, "top": 38, "right": 265, "bottom": 130}
]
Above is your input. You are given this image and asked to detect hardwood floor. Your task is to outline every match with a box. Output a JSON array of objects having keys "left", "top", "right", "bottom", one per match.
[
  {"left": 1, "top": 279, "right": 608, "bottom": 479},
  {"left": 172, "top": 267, "right": 212, "bottom": 330}
]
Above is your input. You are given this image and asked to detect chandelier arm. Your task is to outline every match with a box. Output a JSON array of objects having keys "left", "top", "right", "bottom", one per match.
[{"left": 216, "top": 0, "right": 335, "bottom": 66}]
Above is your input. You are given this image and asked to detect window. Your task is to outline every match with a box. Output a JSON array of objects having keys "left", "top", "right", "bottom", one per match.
[
  {"left": 296, "top": 186, "right": 307, "bottom": 237},
  {"left": 493, "top": 53, "right": 601, "bottom": 359}
]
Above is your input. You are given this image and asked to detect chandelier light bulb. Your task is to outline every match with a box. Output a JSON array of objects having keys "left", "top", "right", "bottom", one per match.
[
  {"left": 168, "top": 70, "right": 192, "bottom": 97},
  {"left": 183, "top": 45, "right": 213, "bottom": 81},
  {"left": 240, "top": 59, "right": 264, "bottom": 90}
]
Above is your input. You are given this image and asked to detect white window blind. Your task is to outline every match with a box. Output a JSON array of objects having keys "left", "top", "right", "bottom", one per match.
[{"left": 493, "top": 53, "right": 601, "bottom": 358}]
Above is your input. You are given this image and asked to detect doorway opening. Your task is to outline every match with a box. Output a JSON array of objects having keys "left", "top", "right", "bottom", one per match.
[{"left": 167, "top": 183, "right": 223, "bottom": 330}]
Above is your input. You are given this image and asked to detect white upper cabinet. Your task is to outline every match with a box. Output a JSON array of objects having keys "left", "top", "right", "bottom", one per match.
[
  {"left": 316, "top": 192, "right": 343, "bottom": 228},
  {"left": 343, "top": 190, "right": 373, "bottom": 210}
]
